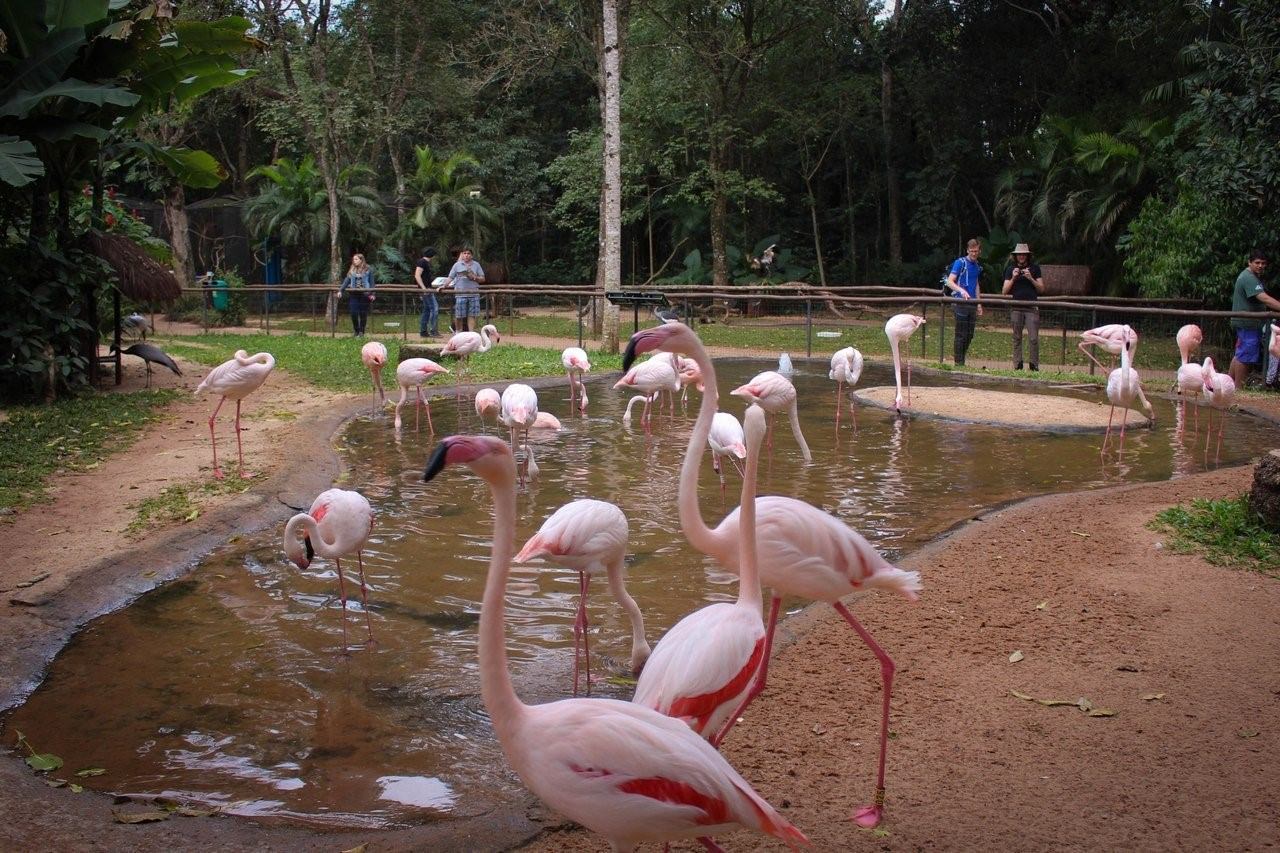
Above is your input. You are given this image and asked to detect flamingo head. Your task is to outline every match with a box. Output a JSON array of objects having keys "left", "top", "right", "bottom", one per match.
[
  {"left": 509, "top": 405, "right": 532, "bottom": 426},
  {"left": 578, "top": 387, "right": 589, "bottom": 411},
  {"left": 623, "top": 323, "right": 695, "bottom": 371},
  {"left": 284, "top": 527, "right": 315, "bottom": 570},
  {"left": 475, "top": 389, "right": 501, "bottom": 419},
  {"left": 612, "top": 370, "right": 637, "bottom": 390},
  {"left": 424, "top": 435, "right": 512, "bottom": 483},
  {"left": 1201, "top": 357, "right": 1216, "bottom": 390},
  {"left": 729, "top": 441, "right": 747, "bottom": 459},
  {"left": 729, "top": 382, "right": 762, "bottom": 403},
  {"left": 419, "top": 362, "right": 450, "bottom": 376}
]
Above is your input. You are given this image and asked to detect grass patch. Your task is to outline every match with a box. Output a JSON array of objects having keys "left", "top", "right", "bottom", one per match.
[
  {"left": 0, "top": 390, "right": 181, "bottom": 510},
  {"left": 1149, "top": 495, "right": 1280, "bottom": 578},
  {"left": 126, "top": 478, "right": 252, "bottom": 535}
]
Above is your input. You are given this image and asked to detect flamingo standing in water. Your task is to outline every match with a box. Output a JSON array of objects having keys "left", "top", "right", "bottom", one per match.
[
  {"left": 441, "top": 323, "right": 500, "bottom": 391},
  {"left": 708, "top": 410, "right": 747, "bottom": 493},
  {"left": 613, "top": 356, "right": 679, "bottom": 429},
  {"left": 500, "top": 383, "right": 538, "bottom": 484},
  {"left": 562, "top": 346, "right": 591, "bottom": 413},
  {"left": 621, "top": 394, "right": 653, "bottom": 426},
  {"left": 1201, "top": 356, "right": 1236, "bottom": 459},
  {"left": 196, "top": 349, "right": 275, "bottom": 480},
  {"left": 1175, "top": 360, "right": 1205, "bottom": 434},
  {"left": 1079, "top": 323, "right": 1138, "bottom": 373},
  {"left": 885, "top": 314, "right": 924, "bottom": 412},
  {"left": 475, "top": 387, "right": 501, "bottom": 422},
  {"left": 730, "top": 370, "right": 811, "bottom": 463},
  {"left": 361, "top": 341, "right": 388, "bottom": 414},
  {"left": 634, "top": 404, "right": 768, "bottom": 745},
  {"left": 829, "top": 346, "right": 864, "bottom": 427},
  {"left": 677, "top": 355, "right": 705, "bottom": 406},
  {"left": 624, "top": 322, "right": 921, "bottom": 828},
  {"left": 422, "top": 436, "right": 808, "bottom": 852},
  {"left": 394, "top": 358, "right": 450, "bottom": 432},
  {"left": 283, "top": 488, "right": 375, "bottom": 650},
  {"left": 515, "top": 499, "right": 650, "bottom": 695},
  {"left": 1102, "top": 336, "right": 1154, "bottom": 458}
]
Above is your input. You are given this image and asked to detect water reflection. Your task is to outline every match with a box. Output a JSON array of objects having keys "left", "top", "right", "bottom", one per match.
[{"left": 7, "top": 358, "right": 1276, "bottom": 828}]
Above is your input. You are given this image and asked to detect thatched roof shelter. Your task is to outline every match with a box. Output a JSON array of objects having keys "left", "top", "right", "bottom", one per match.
[{"left": 86, "top": 231, "right": 181, "bottom": 303}]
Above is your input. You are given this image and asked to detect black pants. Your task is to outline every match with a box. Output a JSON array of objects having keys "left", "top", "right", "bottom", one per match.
[
  {"left": 953, "top": 309, "right": 976, "bottom": 365},
  {"left": 349, "top": 297, "right": 371, "bottom": 335}
]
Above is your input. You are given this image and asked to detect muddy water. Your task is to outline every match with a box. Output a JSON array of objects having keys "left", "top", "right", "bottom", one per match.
[{"left": 6, "top": 359, "right": 1272, "bottom": 829}]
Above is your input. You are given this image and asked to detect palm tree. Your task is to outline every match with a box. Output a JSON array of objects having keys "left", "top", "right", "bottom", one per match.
[{"left": 399, "top": 146, "right": 497, "bottom": 254}]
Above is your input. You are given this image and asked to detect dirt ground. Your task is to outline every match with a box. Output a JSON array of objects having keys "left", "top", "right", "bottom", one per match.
[
  {"left": 855, "top": 384, "right": 1152, "bottom": 430},
  {"left": 1, "top": 344, "right": 1278, "bottom": 851}
]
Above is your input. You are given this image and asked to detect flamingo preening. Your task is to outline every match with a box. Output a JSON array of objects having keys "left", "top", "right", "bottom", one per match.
[
  {"left": 829, "top": 346, "right": 864, "bottom": 427},
  {"left": 1176, "top": 324, "right": 1203, "bottom": 366},
  {"left": 394, "top": 358, "right": 450, "bottom": 432},
  {"left": 1079, "top": 323, "right": 1138, "bottom": 373},
  {"left": 730, "top": 370, "right": 811, "bottom": 463},
  {"left": 441, "top": 324, "right": 500, "bottom": 391},
  {"left": 634, "top": 404, "right": 768, "bottom": 746},
  {"left": 475, "top": 387, "right": 501, "bottom": 421},
  {"left": 283, "top": 488, "right": 375, "bottom": 650},
  {"left": 708, "top": 410, "right": 747, "bottom": 494},
  {"left": 624, "top": 322, "right": 921, "bottom": 828},
  {"left": 422, "top": 435, "right": 808, "bottom": 852},
  {"left": 196, "top": 349, "right": 275, "bottom": 480},
  {"left": 1201, "top": 356, "right": 1236, "bottom": 459},
  {"left": 1101, "top": 335, "right": 1154, "bottom": 458},
  {"left": 500, "top": 383, "right": 538, "bottom": 484},
  {"left": 884, "top": 314, "right": 925, "bottom": 412},
  {"left": 515, "top": 499, "right": 650, "bottom": 695},
  {"left": 562, "top": 346, "right": 592, "bottom": 413},
  {"left": 360, "top": 340, "right": 388, "bottom": 413}
]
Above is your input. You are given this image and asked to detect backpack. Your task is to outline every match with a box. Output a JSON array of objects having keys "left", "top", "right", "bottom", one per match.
[{"left": 943, "top": 257, "right": 979, "bottom": 296}]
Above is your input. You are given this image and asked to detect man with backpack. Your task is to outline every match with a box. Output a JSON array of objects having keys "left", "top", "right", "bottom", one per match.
[{"left": 945, "top": 238, "right": 984, "bottom": 366}]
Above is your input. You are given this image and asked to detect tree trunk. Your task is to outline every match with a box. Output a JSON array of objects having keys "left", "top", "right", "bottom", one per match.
[
  {"left": 803, "top": 171, "right": 827, "bottom": 287},
  {"left": 709, "top": 141, "right": 731, "bottom": 290},
  {"left": 600, "top": 0, "right": 622, "bottom": 353},
  {"left": 164, "top": 181, "right": 195, "bottom": 288},
  {"left": 881, "top": 61, "right": 902, "bottom": 266}
]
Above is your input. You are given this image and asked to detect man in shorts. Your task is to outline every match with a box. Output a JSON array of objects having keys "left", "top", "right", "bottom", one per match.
[
  {"left": 446, "top": 247, "right": 486, "bottom": 333},
  {"left": 1229, "top": 249, "right": 1279, "bottom": 387}
]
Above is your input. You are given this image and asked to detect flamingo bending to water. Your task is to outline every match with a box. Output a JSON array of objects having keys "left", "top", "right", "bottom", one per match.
[
  {"left": 562, "top": 347, "right": 592, "bottom": 413},
  {"left": 730, "top": 370, "right": 811, "bottom": 463},
  {"left": 516, "top": 499, "right": 649, "bottom": 695},
  {"left": 283, "top": 488, "right": 375, "bottom": 649},
  {"left": 500, "top": 383, "right": 539, "bottom": 484},
  {"left": 1102, "top": 336, "right": 1153, "bottom": 457},
  {"left": 394, "top": 358, "right": 450, "bottom": 432},
  {"left": 829, "top": 346, "right": 864, "bottom": 427},
  {"left": 196, "top": 349, "right": 275, "bottom": 480},
  {"left": 422, "top": 436, "right": 808, "bottom": 852},
  {"left": 361, "top": 341, "right": 388, "bottom": 413},
  {"left": 613, "top": 357, "right": 679, "bottom": 429},
  {"left": 624, "top": 322, "right": 921, "bottom": 828},
  {"left": 1079, "top": 323, "right": 1138, "bottom": 373},
  {"left": 475, "top": 388, "right": 501, "bottom": 421},
  {"left": 884, "top": 314, "right": 924, "bottom": 412},
  {"left": 708, "top": 410, "right": 747, "bottom": 491}
]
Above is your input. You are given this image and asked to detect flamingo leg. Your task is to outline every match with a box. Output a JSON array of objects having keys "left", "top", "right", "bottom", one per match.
[
  {"left": 835, "top": 381, "right": 844, "bottom": 426},
  {"left": 1118, "top": 406, "right": 1129, "bottom": 458},
  {"left": 905, "top": 357, "right": 912, "bottom": 407},
  {"left": 234, "top": 399, "right": 248, "bottom": 478},
  {"left": 1102, "top": 404, "right": 1116, "bottom": 455},
  {"left": 1078, "top": 342, "right": 1108, "bottom": 373},
  {"left": 1215, "top": 415, "right": 1224, "bottom": 462},
  {"left": 572, "top": 572, "right": 593, "bottom": 696},
  {"left": 833, "top": 601, "right": 896, "bottom": 829},
  {"left": 711, "top": 594, "right": 782, "bottom": 749},
  {"left": 335, "top": 557, "right": 351, "bottom": 653},
  {"left": 1204, "top": 408, "right": 1212, "bottom": 455},
  {"left": 208, "top": 395, "right": 226, "bottom": 479},
  {"left": 697, "top": 837, "right": 725, "bottom": 852},
  {"left": 357, "top": 551, "right": 373, "bottom": 643}
]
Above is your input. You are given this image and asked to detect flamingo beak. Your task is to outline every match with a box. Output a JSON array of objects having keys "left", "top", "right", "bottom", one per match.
[{"left": 622, "top": 326, "right": 673, "bottom": 371}]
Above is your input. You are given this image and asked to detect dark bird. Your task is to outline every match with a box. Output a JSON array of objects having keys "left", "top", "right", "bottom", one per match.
[
  {"left": 654, "top": 306, "right": 682, "bottom": 324},
  {"left": 111, "top": 342, "right": 182, "bottom": 388}
]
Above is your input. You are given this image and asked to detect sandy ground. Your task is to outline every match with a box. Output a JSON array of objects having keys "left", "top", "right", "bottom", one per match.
[
  {"left": 1, "top": 342, "right": 1278, "bottom": 851},
  {"left": 856, "top": 384, "right": 1152, "bottom": 431}
]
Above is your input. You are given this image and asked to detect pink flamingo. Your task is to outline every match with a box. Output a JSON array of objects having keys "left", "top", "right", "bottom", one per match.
[
  {"left": 422, "top": 435, "right": 808, "bottom": 852},
  {"left": 1102, "top": 336, "right": 1153, "bottom": 458},
  {"left": 1175, "top": 360, "right": 1204, "bottom": 434},
  {"left": 500, "top": 383, "right": 538, "bottom": 484},
  {"left": 624, "top": 322, "right": 921, "bottom": 828},
  {"left": 441, "top": 323, "right": 500, "bottom": 391},
  {"left": 708, "top": 410, "right": 747, "bottom": 493},
  {"left": 1176, "top": 324, "right": 1203, "bottom": 366},
  {"left": 394, "top": 358, "right": 450, "bottom": 432},
  {"left": 677, "top": 355, "right": 705, "bottom": 406},
  {"left": 562, "top": 346, "right": 592, "bottom": 413},
  {"left": 531, "top": 411, "right": 562, "bottom": 430},
  {"left": 829, "top": 346, "right": 864, "bottom": 427},
  {"left": 360, "top": 340, "right": 388, "bottom": 414},
  {"left": 730, "top": 371, "right": 811, "bottom": 463},
  {"left": 1201, "top": 357, "right": 1236, "bottom": 459},
  {"left": 283, "top": 488, "right": 375, "bottom": 650},
  {"left": 196, "top": 349, "right": 275, "bottom": 480},
  {"left": 515, "top": 499, "right": 650, "bottom": 695},
  {"left": 613, "top": 357, "right": 679, "bottom": 429},
  {"left": 621, "top": 393, "right": 653, "bottom": 426},
  {"left": 475, "top": 387, "right": 501, "bottom": 421},
  {"left": 1079, "top": 323, "right": 1138, "bottom": 372},
  {"left": 884, "top": 314, "right": 925, "bottom": 412},
  {"left": 634, "top": 404, "right": 768, "bottom": 746}
]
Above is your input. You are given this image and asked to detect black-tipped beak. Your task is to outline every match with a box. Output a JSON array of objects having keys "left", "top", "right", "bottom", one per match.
[
  {"left": 304, "top": 534, "right": 315, "bottom": 564},
  {"left": 622, "top": 335, "right": 644, "bottom": 372},
  {"left": 423, "top": 440, "right": 451, "bottom": 482}
]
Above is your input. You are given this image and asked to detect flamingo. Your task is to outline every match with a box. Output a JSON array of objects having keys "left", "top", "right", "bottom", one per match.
[
  {"left": 475, "top": 387, "right": 501, "bottom": 421},
  {"left": 677, "top": 355, "right": 705, "bottom": 406},
  {"left": 829, "top": 346, "right": 864, "bottom": 427},
  {"left": 360, "top": 341, "right": 388, "bottom": 413},
  {"left": 730, "top": 371, "right": 811, "bottom": 463},
  {"left": 1101, "top": 336, "right": 1154, "bottom": 458},
  {"left": 500, "top": 383, "right": 538, "bottom": 484},
  {"left": 613, "top": 357, "right": 679, "bottom": 429},
  {"left": 283, "top": 488, "right": 375, "bottom": 649},
  {"left": 422, "top": 435, "right": 807, "bottom": 852},
  {"left": 1078, "top": 323, "right": 1138, "bottom": 373},
  {"left": 520, "top": 443, "right": 540, "bottom": 480},
  {"left": 1175, "top": 361, "right": 1204, "bottom": 434},
  {"left": 516, "top": 499, "right": 650, "bottom": 695},
  {"left": 1176, "top": 324, "right": 1203, "bottom": 366},
  {"left": 195, "top": 349, "right": 275, "bottom": 480},
  {"left": 708, "top": 410, "right": 747, "bottom": 493},
  {"left": 884, "top": 314, "right": 925, "bottom": 412},
  {"left": 562, "top": 346, "right": 592, "bottom": 413},
  {"left": 531, "top": 411, "right": 562, "bottom": 431},
  {"left": 634, "top": 404, "right": 768, "bottom": 746},
  {"left": 621, "top": 394, "right": 653, "bottom": 426},
  {"left": 624, "top": 322, "right": 921, "bottom": 828},
  {"left": 394, "top": 358, "right": 450, "bottom": 432},
  {"left": 1201, "top": 357, "right": 1236, "bottom": 459},
  {"left": 441, "top": 323, "right": 500, "bottom": 391}
]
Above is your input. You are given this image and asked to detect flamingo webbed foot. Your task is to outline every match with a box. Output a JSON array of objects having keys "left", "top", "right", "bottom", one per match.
[{"left": 852, "top": 799, "right": 884, "bottom": 828}]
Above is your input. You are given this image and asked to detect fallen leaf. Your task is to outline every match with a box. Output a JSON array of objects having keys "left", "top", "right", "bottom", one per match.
[
  {"left": 76, "top": 767, "right": 107, "bottom": 777},
  {"left": 26, "top": 752, "right": 63, "bottom": 772},
  {"left": 16, "top": 572, "right": 50, "bottom": 589},
  {"left": 1009, "top": 650, "right": 1025, "bottom": 663},
  {"left": 1086, "top": 708, "right": 1117, "bottom": 717},
  {"left": 183, "top": 509, "right": 199, "bottom": 522},
  {"left": 141, "top": 571, "right": 156, "bottom": 579},
  {"left": 175, "top": 805, "right": 218, "bottom": 817},
  {"left": 871, "top": 829, "right": 891, "bottom": 838},
  {"left": 70, "top": 783, "right": 83, "bottom": 793},
  {"left": 1140, "top": 693, "right": 1165, "bottom": 701},
  {"left": 342, "top": 845, "right": 368, "bottom": 853},
  {"left": 112, "top": 810, "right": 170, "bottom": 824},
  {"left": 44, "top": 779, "right": 67, "bottom": 788},
  {"left": 1070, "top": 530, "right": 1091, "bottom": 538},
  {"left": 1009, "top": 690, "right": 1035, "bottom": 701},
  {"left": 1238, "top": 730, "right": 1260, "bottom": 739},
  {"left": 811, "top": 724, "right": 827, "bottom": 735},
  {"left": 1035, "top": 601, "right": 1048, "bottom": 610}
]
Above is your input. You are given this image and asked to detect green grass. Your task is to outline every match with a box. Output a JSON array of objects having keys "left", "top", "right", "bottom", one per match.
[
  {"left": 1150, "top": 495, "right": 1280, "bottom": 579},
  {"left": 0, "top": 390, "right": 181, "bottom": 510},
  {"left": 126, "top": 478, "right": 251, "bottom": 535}
]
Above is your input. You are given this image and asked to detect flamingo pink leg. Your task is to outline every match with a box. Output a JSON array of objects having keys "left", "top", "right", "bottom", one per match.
[
  {"left": 1117, "top": 407, "right": 1129, "bottom": 458},
  {"left": 832, "top": 601, "right": 896, "bottom": 829},
  {"left": 208, "top": 395, "right": 227, "bottom": 479},
  {"left": 1204, "top": 409, "right": 1212, "bottom": 455},
  {"left": 1215, "top": 416, "right": 1224, "bottom": 462},
  {"left": 356, "top": 551, "right": 374, "bottom": 643},
  {"left": 573, "top": 571, "right": 592, "bottom": 696},
  {"left": 234, "top": 399, "right": 248, "bottom": 478},
  {"left": 335, "top": 556, "right": 351, "bottom": 652},
  {"left": 697, "top": 838, "right": 726, "bottom": 852},
  {"left": 1102, "top": 404, "right": 1116, "bottom": 455},
  {"left": 835, "top": 382, "right": 844, "bottom": 427}
]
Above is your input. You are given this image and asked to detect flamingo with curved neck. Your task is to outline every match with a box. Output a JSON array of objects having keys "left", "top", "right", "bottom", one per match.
[
  {"left": 422, "top": 435, "right": 807, "bottom": 851},
  {"left": 283, "top": 488, "right": 375, "bottom": 649},
  {"left": 884, "top": 314, "right": 924, "bottom": 412},
  {"left": 196, "top": 349, "right": 276, "bottom": 480},
  {"left": 729, "top": 371, "right": 810, "bottom": 463},
  {"left": 442, "top": 324, "right": 500, "bottom": 391}
]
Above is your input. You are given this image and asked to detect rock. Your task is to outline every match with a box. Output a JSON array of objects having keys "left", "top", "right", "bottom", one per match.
[
  {"left": 399, "top": 344, "right": 445, "bottom": 362},
  {"left": 1248, "top": 449, "right": 1280, "bottom": 531}
]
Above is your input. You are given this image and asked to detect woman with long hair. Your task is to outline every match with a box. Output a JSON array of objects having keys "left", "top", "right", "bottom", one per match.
[{"left": 339, "top": 252, "right": 376, "bottom": 337}]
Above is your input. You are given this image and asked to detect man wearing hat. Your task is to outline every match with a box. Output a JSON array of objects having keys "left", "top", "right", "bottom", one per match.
[{"left": 1002, "top": 243, "right": 1045, "bottom": 371}]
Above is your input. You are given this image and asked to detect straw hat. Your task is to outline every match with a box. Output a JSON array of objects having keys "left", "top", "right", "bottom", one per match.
[{"left": 1012, "top": 243, "right": 1031, "bottom": 254}]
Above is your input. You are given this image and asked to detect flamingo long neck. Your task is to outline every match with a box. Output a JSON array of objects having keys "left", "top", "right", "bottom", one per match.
[
  {"left": 677, "top": 338, "right": 734, "bottom": 563},
  {"left": 605, "top": 558, "right": 650, "bottom": 665},
  {"left": 478, "top": 327, "right": 494, "bottom": 351},
  {"left": 478, "top": 463, "right": 526, "bottom": 739},
  {"left": 786, "top": 399, "right": 811, "bottom": 463},
  {"left": 284, "top": 514, "right": 334, "bottom": 558},
  {"left": 736, "top": 412, "right": 763, "bottom": 610}
]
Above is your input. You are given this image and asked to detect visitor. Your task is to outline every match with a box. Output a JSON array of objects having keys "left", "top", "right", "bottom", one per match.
[
  {"left": 1001, "top": 242, "right": 1045, "bottom": 371},
  {"left": 1228, "top": 249, "right": 1279, "bottom": 388},
  {"left": 339, "top": 252, "right": 376, "bottom": 337},
  {"left": 414, "top": 247, "right": 440, "bottom": 338},
  {"left": 945, "top": 238, "right": 984, "bottom": 366},
  {"left": 446, "top": 247, "right": 486, "bottom": 334}
]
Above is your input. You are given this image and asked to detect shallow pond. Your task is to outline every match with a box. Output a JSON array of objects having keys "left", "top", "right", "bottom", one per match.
[{"left": 5, "top": 358, "right": 1271, "bottom": 828}]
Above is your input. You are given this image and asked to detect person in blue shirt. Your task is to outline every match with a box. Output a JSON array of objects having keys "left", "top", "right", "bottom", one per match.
[
  {"left": 338, "top": 252, "right": 376, "bottom": 337},
  {"left": 446, "top": 247, "right": 486, "bottom": 333},
  {"left": 945, "top": 238, "right": 984, "bottom": 366}
]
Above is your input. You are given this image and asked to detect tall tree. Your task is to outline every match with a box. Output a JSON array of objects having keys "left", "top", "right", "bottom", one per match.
[{"left": 600, "top": 0, "right": 623, "bottom": 351}]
